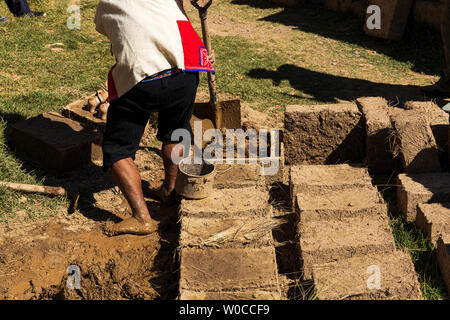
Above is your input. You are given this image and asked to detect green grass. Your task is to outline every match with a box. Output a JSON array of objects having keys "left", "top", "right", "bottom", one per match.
[
  {"left": 389, "top": 215, "right": 448, "bottom": 300},
  {"left": 0, "top": 0, "right": 448, "bottom": 299}
]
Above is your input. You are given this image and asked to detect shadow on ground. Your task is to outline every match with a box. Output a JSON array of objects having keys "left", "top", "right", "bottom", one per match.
[
  {"left": 248, "top": 64, "right": 426, "bottom": 104},
  {"left": 232, "top": 0, "right": 444, "bottom": 77}
]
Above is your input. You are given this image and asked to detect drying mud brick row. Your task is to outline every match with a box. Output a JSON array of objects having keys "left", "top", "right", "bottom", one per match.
[
  {"left": 179, "top": 247, "right": 281, "bottom": 296},
  {"left": 397, "top": 173, "right": 450, "bottom": 222},
  {"left": 404, "top": 101, "right": 449, "bottom": 153},
  {"left": 8, "top": 112, "right": 102, "bottom": 172},
  {"left": 299, "top": 215, "right": 396, "bottom": 280},
  {"left": 283, "top": 104, "right": 365, "bottom": 165},
  {"left": 413, "top": 0, "right": 445, "bottom": 30},
  {"left": 177, "top": 162, "right": 282, "bottom": 300},
  {"left": 62, "top": 98, "right": 158, "bottom": 134},
  {"left": 437, "top": 234, "right": 450, "bottom": 296},
  {"left": 213, "top": 164, "right": 265, "bottom": 190},
  {"left": 268, "top": 0, "right": 298, "bottom": 7},
  {"left": 416, "top": 203, "right": 450, "bottom": 245},
  {"left": 364, "top": 0, "right": 414, "bottom": 41},
  {"left": 390, "top": 110, "right": 442, "bottom": 174},
  {"left": 179, "top": 187, "right": 272, "bottom": 219},
  {"left": 324, "top": 0, "right": 353, "bottom": 13},
  {"left": 62, "top": 99, "right": 107, "bottom": 132},
  {"left": 356, "top": 97, "right": 397, "bottom": 174},
  {"left": 179, "top": 289, "right": 281, "bottom": 300},
  {"left": 295, "top": 187, "right": 387, "bottom": 223},
  {"left": 323, "top": 0, "right": 369, "bottom": 18},
  {"left": 289, "top": 164, "right": 373, "bottom": 209},
  {"left": 312, "top": 251, "right": 423, "bottom": 300},
  {"left": 179, "top": 217, "right": 275, "bottom": 249}
]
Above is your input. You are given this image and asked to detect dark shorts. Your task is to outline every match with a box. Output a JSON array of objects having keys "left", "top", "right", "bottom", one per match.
[{"left": 102, "top": 71, "right": 199, "bottom": 171}]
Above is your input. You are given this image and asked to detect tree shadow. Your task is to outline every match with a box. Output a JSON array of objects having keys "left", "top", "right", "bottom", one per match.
[
  {"left": 248, "top": 64, "right": 429, "bottom": 104},
  {"left": 232, "top": 0, "right": 444, "bottom": 76}
]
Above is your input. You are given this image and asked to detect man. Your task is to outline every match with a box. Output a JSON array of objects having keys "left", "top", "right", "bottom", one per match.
[
  {"left": 94, "top": 0, "right": 214, "bottom": 236},
  {"left": 4, "top": 0, "right": 46, "bottom": 18},
  {"left": 422, "top": 0, "right": 450, "bottom": 96}
]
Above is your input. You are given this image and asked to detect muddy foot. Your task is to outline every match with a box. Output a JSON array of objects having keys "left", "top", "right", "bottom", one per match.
[
  {"left": 146, "top": 186, "right": 176, "bottom": 206},
  {"left": 105, "top": 217, "right": 157, "bottom": 237}
]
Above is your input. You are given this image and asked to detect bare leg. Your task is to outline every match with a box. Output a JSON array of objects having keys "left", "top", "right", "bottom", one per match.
[
  {"left": 106, "top": 158, "right": 157, "bottom": 236},
  {"left": 147, "top": 142, "right": 184, "bottom": 204},
  {"left": 161, "top": 141, "right": 183, "bottom": 194}
]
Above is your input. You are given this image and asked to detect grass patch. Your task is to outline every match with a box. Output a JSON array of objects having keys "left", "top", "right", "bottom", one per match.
[
  {"left": 389, "top": 215, "right": 448, "bottom": 300},
  {"left": 0, "top": 186, "right": 68, "bottom": 223}
]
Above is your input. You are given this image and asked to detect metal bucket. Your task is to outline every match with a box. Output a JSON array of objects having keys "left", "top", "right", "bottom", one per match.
[{"left": 175, "top": 158, "right": 216, "bottom": 200}]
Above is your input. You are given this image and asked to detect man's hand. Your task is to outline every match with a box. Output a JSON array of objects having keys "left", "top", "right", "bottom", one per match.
[{"left": 208, "top": 50, "right": 215, "bottom": 65}]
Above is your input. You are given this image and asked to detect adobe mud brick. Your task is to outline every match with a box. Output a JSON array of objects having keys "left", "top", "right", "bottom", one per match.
[
  {"left": 179, "top": 216, "right": 275, "bottom": 249},
  {"left": 9, "top": 112, "right": 102, "bottom": 172},
  {"left": 437, "top": 234, "right": 450, "bottom": 297},
  {"left": 295, "top": 187, "right": 387, "bottom": 223},
  {"left": 179, "top": 187, "right": 271, "bottom": 219},
  {"left": 179, "top": 247, "right": 280, "bottom": 292},
  {"left": 283, "top": 104, "right": 365, "bottom": 165},
  {"left": 268, "top": 0, "right": 298, "bottom": 7},
  {"left": 213, "top": 164, "right": 265, "bottom": 190},
  {"left": 299, "top": 215, "right": 396, "bottom": 280},
  {"left": 62, "top": 99, "right": 158, "bottom": 134},
  {"left": 391, "top": 110, "right": 442, "bottom": 173},
  {"left": 404, "top": 101, "right": 449, "bottom": 153},
  {"left": 356, "top": 97, "right": 396, "bottom": 174},
  {"left": 62, "top": 99, "right": 106, "bottom": 132},
  {"left": 413, "top": 0, "right": 445, "bottom": 30},
  {"left": 179, "top": 289, "right": 282, "bottom": 300},
  {"left": 312, "top": 251, "right": 423, "bottom": 300},
  {"left": 416, "top": 203, "right": 450, "bottom": 245},
  {"left": 289, "top": 164, "right": 373, "bottom": 209},
  {"left": 324, "top": 0, "right": 353, "bottom": 13},
  {"left": 397, "top": 173, "right": 450, "bottom": 222},
  {"left": 364, "top": 0, "right": 414, "bottom": 41}
]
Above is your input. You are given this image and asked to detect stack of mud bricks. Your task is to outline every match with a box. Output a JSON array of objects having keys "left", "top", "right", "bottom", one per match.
[
  {"left": 322, "top": 0, "right": 414, "bottom": 40},
  {"left": 364, "top": 0, "right": 414, "bottom": 41},
  {"left": 356, "top": 97, "right": 448, "bottom": 175},
  {"left": 397, "top": 173, "right": 450, "bottom": 296},
  {"left": 8, "top": 98, "right": 157, "bottom": 172},
  {"left": 355, "top": 97, "right": 450, "bottom": 295},
  {"left": 284, "top": 103, "right": 365, "bottom": 166},
  {"left": 290, "top": 164, "right": 423, "bottom": 299},
  {"left": 283, "top": 99, "right": 446, "bottom": 173},
  {"left": 178, "top": 164, "right": 283, "bottom": 300},
  {"left": 323, "top": 0, "right": 446, "bottom": 32},
  {"left": 9, "top": 111, "right": 103, "bottom": 172}
]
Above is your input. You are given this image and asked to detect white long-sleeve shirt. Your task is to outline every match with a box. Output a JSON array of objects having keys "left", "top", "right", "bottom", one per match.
[{"left": 94, "top": 0, "right": 214, "bottom": 99}]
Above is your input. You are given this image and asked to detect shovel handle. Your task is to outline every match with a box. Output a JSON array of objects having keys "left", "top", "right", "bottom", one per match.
[
  {"left": 0, "top": 181, "right": 80, "bottom": 211},
  {"left": 191, "top": 0, "right": 217, "bottom": 104}
]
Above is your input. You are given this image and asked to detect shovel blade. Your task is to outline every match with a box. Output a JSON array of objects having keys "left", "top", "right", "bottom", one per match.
[{"left": 193, "top": 99, "right": 241, "bottom": 131}]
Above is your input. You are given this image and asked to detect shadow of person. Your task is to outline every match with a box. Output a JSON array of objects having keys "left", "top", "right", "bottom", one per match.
[
  {"left": 248, "top": 64, "right": 424, "bottom": 104},
  {"left": 231, "top": 0, "right": 444, "bottom": 77}
]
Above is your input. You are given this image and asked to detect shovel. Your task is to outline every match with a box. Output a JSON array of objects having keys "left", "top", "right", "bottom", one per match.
[{"left": 190, "top": 0, "right": 242, "bottom": 132}]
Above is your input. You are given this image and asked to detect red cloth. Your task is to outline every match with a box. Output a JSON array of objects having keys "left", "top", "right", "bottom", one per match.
[
  {"left": 177, "top": 20, "right": 215, "bottom": 73},
  {"left": 108, "top": 20, "right": 214, "bottom": 102}
]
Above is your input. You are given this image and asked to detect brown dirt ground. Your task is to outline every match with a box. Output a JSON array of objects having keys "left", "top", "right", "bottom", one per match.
[{"left": 0, "top": 141, "right": 182, "bottom": 300}]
